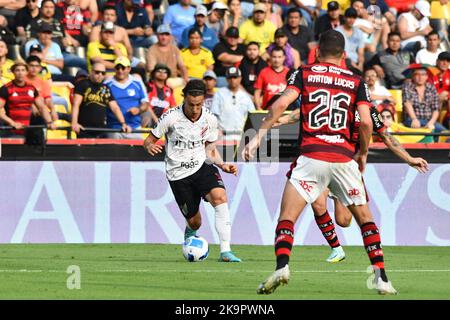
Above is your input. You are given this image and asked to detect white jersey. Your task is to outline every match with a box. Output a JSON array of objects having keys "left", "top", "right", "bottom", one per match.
[{"left": 151, "top": 105, "right": 219, "bottom": 181}]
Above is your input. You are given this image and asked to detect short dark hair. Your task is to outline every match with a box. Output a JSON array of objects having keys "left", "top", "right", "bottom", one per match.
[
  {"left": 287, "top": 7, "right": 302, "bottom": 17},
  {"left": 26, "top": 55, "right": 41, "bottom": 65},
  {"left": 271, "top": 46, "right": 285, "bottom": 56},
  {"left": 247, "top": 41, "right": 260, "bottom": 48},
  {"left": 388, "top": 31, "right": 401, "bottom": 39},
  {"left": 318, "top": 30, "right": 345, "bottom": 58},
  {"left": 183, "top": 79, "right": 206, "bottom": 97},
  {"left": 426, "top": 31, "right": 440, "bottom": 39},
  {"left": 188, "top": 27, "right": 202, "bottom": 38},
  {"left": 102, "top": 5, "right": 116, "bottom": 13}
]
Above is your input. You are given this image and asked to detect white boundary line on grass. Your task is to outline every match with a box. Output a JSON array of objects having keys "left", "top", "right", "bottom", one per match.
[{"left": 0, "top": 269, "right": 450, "bottom": 274}]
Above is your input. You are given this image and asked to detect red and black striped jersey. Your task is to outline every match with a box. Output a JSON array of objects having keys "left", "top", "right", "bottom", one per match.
[
  {"left": 0, "top": 81, "right": 38, "bottom": 127},
  {"left": 286, "top": 62, "right": 371, "bottom": 162}
]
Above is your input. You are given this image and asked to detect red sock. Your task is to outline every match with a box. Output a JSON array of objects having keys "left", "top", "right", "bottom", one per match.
[
  {"left": 315, "top": 211, "right": 341, "bottom": 248},
  {"left": 361, "top": 222, "right": 388, "bottom": 281},
  {"left": 275, "top": 220, "right": 294, "bottom": 270}
]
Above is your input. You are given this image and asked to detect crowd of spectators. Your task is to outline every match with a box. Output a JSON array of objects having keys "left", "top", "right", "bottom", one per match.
[{"left": 0, "top": 0, "right": 448, "bottom": 143}]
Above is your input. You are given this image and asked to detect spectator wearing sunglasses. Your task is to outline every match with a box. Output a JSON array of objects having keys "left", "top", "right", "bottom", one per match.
[{"left": 71, "top": 62, "right": 130, "bottom": 138}]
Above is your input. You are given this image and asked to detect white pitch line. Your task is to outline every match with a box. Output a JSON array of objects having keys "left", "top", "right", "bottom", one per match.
[{"left": 0, "top": 269, "right": 450, "bottom": 274}]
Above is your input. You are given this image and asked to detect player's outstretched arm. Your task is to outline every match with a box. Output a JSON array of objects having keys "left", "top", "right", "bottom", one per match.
[
  {"left": 143, "top": 132, "right": 162, "bottom": 156},
  {"left": 272, "top": 108, "right": 300, "bottom": 127},
  {"left": 243, "top": 88, "right": 299, "bottom": 160},
  {"left": 378, "top": 130, "right": 429, "bottom": 173},
  {"left": 206, "top": 141, "right": 238, "bottom": 176}
]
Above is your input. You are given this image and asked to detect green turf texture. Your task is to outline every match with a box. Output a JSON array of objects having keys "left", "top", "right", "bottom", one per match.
[{"left": 0, "top": 244, "right": 449, "bottom": 299}]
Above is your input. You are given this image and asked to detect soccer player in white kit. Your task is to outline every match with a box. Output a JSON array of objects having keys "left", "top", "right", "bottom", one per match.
[{"left": 143, "top": 79, "right": 241, "bottom": 262}]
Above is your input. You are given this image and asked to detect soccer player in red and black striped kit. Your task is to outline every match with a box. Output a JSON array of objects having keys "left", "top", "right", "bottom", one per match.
[
  {"left": 243, "top": 30, "right": 398, "bottom": 295},
  {"left": 0, "top": 61, "right": 56, "bottom": 136}
]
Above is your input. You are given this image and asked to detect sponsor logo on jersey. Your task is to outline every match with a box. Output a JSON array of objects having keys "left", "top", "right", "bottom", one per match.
[
  {"left": 267, "top": 83, "right": 287, "bottom": 94},
  {"left": 127, "top": 89, "right": 136, "bottom": 96},
  {"left": 317, "top": 134, "right": 345, "bottom": 143},
  {"left": 28, "top": 90, "right": 35, "bottom": 97},
  {"left": 311, "top": 65, "right": 328, "bottom": 73},
  {"left": 287, "top": 69, "right": 300, "bottom": 85},
  {"left": 174, "top": 139, "right": 204, "bottom": 149}
]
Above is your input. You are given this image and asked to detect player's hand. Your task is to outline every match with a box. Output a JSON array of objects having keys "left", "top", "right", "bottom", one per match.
[
  {"left": 220, "top": 163, "right": 238, "bottom": 176},
  {"left": 144, "top": 139, "right": 163, "bottom": 156},
  {"left": 72, "top": 123, "right": 84, "bottom": 134},
  {"left": 128, "top": 107, "right": 140, "bottom": 116},
  {"left": 354, "top": 151, "right": 368, "bottom": 173},
  {"left": 408, "top": 157, "right": 429, "bottom": 173},
  {"left": 242, "top": 137, "right": 259, "bottom": 161}
]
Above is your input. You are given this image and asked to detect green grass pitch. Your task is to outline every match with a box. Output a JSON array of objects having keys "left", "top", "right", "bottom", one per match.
[{"left": 0, "top": 244, "right": 449, "bottom": 300}]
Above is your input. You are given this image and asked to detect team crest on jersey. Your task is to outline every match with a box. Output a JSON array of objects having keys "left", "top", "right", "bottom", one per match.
[
  {"left": 127, "top": 89, "right": 136, "bottom": 96},
  {"left": 311, "top": 65, "right": 328, "bottom": 73},
  {"left": 28, "top": 90, "right": 34, "bottom": 97}
]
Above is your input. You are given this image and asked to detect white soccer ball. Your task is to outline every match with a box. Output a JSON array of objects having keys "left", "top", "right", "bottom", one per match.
[{"left": 182, "top": 236, "right": 209, "bottom": 262}]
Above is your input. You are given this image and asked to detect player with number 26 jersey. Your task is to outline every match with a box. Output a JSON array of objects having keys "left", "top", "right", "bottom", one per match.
[{"left": 286, "top": 63, "right": 371, "bottom": 162}]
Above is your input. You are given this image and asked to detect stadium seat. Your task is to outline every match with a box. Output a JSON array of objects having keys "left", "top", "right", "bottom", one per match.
[
  {"left": 388, "top": 89, "right": 403, "bottom": 122},
  {"left": 52, "top": 81, "right": 73, "bottom": 113},
  {"left": 133, "top": 47, "right": 147, "bottom": 64},
  {"left": 7, "top": 44, "right": 24, "bottom": 61},
  {"left": 47, "top": 119, "right": 76, "bottom": 139},
  {"left": 321, "top": 0, "right": 351, "bottom": 11},
  {"left": 64, "top": 67, "right": 79, "bottom": 78},
  {"left": 389, "top": 122, "right": 433, "bottom": 143}
]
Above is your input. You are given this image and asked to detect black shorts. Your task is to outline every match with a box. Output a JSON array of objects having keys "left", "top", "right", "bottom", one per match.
[{"left": 169, "top": 162, "right": 225, "bottom": 219}]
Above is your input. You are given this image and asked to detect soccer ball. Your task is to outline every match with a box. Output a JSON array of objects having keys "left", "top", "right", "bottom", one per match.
[{"left": 182, "top": 236, "right": 209, "bottom": 262}]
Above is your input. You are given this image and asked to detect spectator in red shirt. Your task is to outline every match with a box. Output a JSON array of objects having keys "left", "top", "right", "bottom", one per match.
[
  {"left": 432, "top": 51, "right": 450, "bottom": 103},
  {"left": 145, "top": 63, "right": 175, "bottom": 127},
  {"left": 254, "top": 46, "right": 289, "bottom": 110},
  {"left": 0, "top": 61, "right": 56, "bottom": 138}
]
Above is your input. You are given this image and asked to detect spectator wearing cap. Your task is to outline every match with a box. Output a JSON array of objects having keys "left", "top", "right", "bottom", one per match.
[
  {"left": 415, "top": 31, "right": 442, "bottom": 66},
  {"left": 90, "top": 5, "right": 137, "bottom": 69},
  {"left": 86, "top": 21, "right": 128, "bottom": 76},
  {"left": 116, "top": 0, "right": 156, "bottom": 48},
  {"left": 0, "top": 40, "right": 13, "bottom": 81},
  {"left": 28, "top": 43, "right": 52, "bottom": 81},
  {"left": 225, "top": 0, "right": 247, "bottom": 34},
  {"left": 402, "top": 65, "right": 446, "bottom": 141},
  {"left": 163, "top": 0, "right": 195, "bottom": 44},
  {"left": 254, "top": 46, "right": 289, "bottom": 109},
  {"left": 282, "top": 8, "right": 315, "bottom": 63},
  {"left": 206, "top": 1, "right": 229, "bottom": 37},
  {"left": 72, "top": 62, "right": 131, "bottom": 138},
  {"left": 397, "top": 0, "right": 433, "bottom": 54},
  {"left": 432, "top": 52, "right": 450, "bottom": 105},
  {"left": 239, "top": 3, "right": 276, "bottom": 53},
  {"left": 180, "top": 28, "right": 215, "bottom": 80},
  {"left": 239, "top": 41, "right": 268, "bottom": 96},
  {"left": 211, "top": 66, "right": 255, "bottom": 142},
  {"left": 336, "top": 7, "right": 365, "bottom": 74},
  {"left": 0, "top": 60, "right": 56, "bottom": 140},
  {"left": 212, "top": 26, "right": 246, "bottom": 87},
  {"left": 203, "top": 70, "right": 218, "bottom": 110},
  {"left": 14, "top": 0, "right": 40, "bottom": 45},
  {"left": 26, "top": 0, "right": 87, "bottom": 72},
  {"left": 145, "top": 63, "right": 176, "bottom": 126},
  {"left": 366, "top": 31, "right": 415, "bottom": 89},
  {"left": 263, "top": 28, "right": 301, "bottom": 69},
  {"left": 314, "top": 1, "right": 344, "bottom": 41},
  {"left": 24, "top": 23, "right": 66, "bottom": 79},
  {"left": 181, "top": 5, "right": 219, "bottom": 51},
  {"left": 105, "top": 57, "right": 151, "bottom": 139},
  {"left": 147, "top": 24, "right": 188, "bottom": 89}
]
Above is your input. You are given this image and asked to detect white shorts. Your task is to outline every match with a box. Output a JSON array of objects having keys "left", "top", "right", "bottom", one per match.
[{"left": 289, "top": 156, "right": 367, "bottom": 207}]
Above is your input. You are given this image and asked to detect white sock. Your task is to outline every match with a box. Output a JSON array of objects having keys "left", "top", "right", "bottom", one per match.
[{"left": 214, "top": 203, "right": 232, "bottom": 253}]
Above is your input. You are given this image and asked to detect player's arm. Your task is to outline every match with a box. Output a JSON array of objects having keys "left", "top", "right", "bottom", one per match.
[
  {"left": 0, "top": 97, "right": 24, "bottom": 129},
  {"left": 144, "top": 112, "right": 169, "bottom": 155},
  {"left": 243, "top": 88, "right": 299, "bottom": 160},
  {"left": 205, "top": 141, "right": 237, "bottom": 176},
  {"left": 378, "top": 130, "right": 429, "bottom": 173},
  {"left": 273, "top": 108, "right": 300, "bottom": 127}
]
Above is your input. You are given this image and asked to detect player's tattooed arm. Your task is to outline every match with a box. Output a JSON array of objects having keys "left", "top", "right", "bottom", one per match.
[
  {"left": 272, "top": 108, "right": 300, "bottom": 127},
  {"left": 378, "top": 130, "right": 429, "bottom": 173}
]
